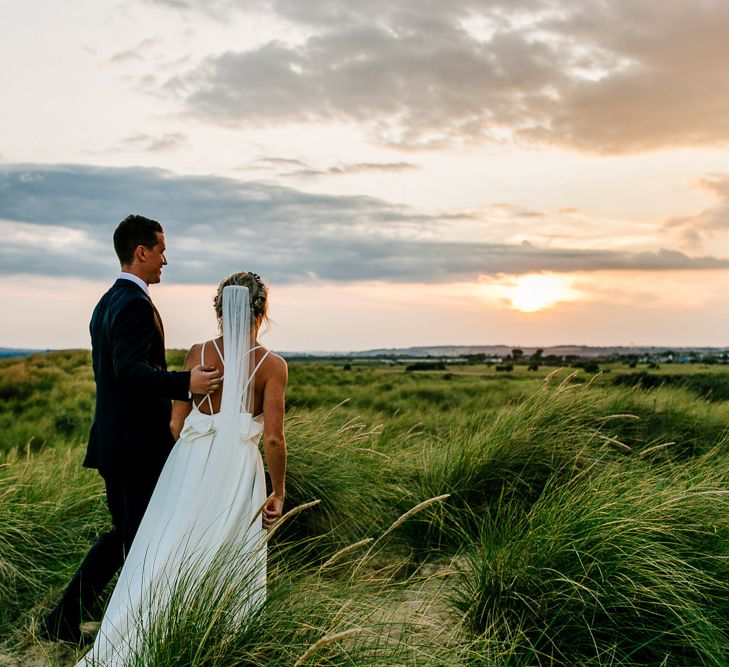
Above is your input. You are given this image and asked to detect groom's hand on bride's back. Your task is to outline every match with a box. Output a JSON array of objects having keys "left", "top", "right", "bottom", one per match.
[{"left": 189, "top": 365, "right": 222, "bottom": 395}]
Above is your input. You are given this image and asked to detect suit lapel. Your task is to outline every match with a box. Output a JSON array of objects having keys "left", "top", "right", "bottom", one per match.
[{"left": 150, "top": 301, "right": 165, "bottom": 343}]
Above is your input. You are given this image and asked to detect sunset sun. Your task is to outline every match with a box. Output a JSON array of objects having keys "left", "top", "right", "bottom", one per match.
[{"left": 505, "top": 274, "right": 580, "bottom": 313}]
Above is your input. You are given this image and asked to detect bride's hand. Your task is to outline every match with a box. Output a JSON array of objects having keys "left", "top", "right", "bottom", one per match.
[{"left": 262, "top": 494, "right": 284, "bottom": 529}]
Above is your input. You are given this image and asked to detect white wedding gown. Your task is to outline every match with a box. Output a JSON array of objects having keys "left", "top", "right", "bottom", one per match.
[{"left": 78, "top": 287, "right": 269, "bottom": 666}]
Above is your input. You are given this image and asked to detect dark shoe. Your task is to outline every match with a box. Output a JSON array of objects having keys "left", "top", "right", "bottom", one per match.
[{"left": 37, "top": 613, "right": 82, "bottom": 645}]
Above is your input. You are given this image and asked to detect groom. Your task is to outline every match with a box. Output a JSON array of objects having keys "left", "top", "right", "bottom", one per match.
[{"left": 40, "top": 214, "right": 222, "bottom": 643}]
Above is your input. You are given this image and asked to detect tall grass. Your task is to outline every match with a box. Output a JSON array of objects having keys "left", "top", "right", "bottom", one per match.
[
  {"left": 449, "top": 455, "right": 729, "bottom": 665},
  {"left": 406, "top": 379, "right": 612, "bottom": 550},
  {"left": 0, "top": 351, "right": 94, "bottom": 453},
  {"left": 81, "top": 502, "right": 451, "bottom": 667},
  {"left": 285, "top": 363, "right": 537, "bottom": 433},
  {"left": 406, "top": 377, "right": 729, "bottom": 550},
  {"left": 614, "top": 370, "right": 729, "bottom": 402},
  {"left": 593, "top": 384, "right": 729, "bottom": 458},
  {"left": 0, "top": 355, "right": 727, "bottom": 664},
  {"left": 0, "top": 445, "right": 106, "bottom": 647},
  {"left": 274, "top": 409, "right": 403, "bottom": 548}
]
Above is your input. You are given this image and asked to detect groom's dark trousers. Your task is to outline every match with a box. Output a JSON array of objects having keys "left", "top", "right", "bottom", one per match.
[{"left": 43, "top": 278, "right": 190, "bottom": 639}]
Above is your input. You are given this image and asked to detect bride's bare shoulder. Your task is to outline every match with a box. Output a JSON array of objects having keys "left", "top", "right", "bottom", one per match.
[
  {"left": 264, "top": 351, "right": 288, "bottom": 377},
  {"left": 182, "top": 342, "right": 204, "bottom": 370}
]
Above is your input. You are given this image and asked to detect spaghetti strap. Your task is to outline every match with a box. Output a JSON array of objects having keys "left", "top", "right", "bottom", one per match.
[
  {"left": 243, "top": 349, "right": 271, "bottom": 392},
  {"left": 194, "top": 340, "right": 216, "bottom": 413},
  {"left": 195, "top": 341, "right": 270, "bottom": 412},
  {"left": 211, "top": 338, "right": 225, "bottom": 367}
]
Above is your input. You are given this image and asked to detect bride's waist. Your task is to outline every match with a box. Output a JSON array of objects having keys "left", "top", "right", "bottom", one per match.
[{"left": 180, "top": 409, "right": 263, "bottom": 443}]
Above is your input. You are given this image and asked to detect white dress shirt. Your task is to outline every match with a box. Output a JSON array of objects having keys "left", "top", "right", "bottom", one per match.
[{"left": 118, "top": 271, "right": 150, "bottom": 297}]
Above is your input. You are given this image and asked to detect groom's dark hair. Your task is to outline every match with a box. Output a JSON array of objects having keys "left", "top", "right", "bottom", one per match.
[{"left": 114, "top": 214, "right": 163, "bottom": 265}]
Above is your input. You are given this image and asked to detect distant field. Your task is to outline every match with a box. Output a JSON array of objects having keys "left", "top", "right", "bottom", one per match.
[
  {"left": 2, "top": 349, "right": 728, "bottom": 452},
  {"left": 1, "top": 351, "right": 728, "bottom": 665}
]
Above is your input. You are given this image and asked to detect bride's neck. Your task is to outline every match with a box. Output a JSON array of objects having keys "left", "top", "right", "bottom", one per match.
[{"left": 214, "top": 330, "right": 260, "bottom": 347}]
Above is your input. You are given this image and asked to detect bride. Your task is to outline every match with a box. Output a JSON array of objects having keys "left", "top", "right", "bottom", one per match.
[{"left": 77, "top": 271, "right": 288, "bottom": 666}]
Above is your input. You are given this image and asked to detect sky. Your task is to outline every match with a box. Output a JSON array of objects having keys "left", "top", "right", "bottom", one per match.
[{"left": 2, "top": 0, "right": 729, "bottom": 351}]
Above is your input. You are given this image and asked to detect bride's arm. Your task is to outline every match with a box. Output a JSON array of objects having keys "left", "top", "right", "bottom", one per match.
[
  {"left": 262, "top": 356, "right": 288, "bottom": 528},
  {"left": 170, "top": 344, "right": 200, "bottom": 440}
]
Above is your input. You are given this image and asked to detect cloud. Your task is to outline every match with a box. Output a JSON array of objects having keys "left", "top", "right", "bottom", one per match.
[
  {"left": 149, "top": 0, "right": 729, "bottom": 154},
  {"left": 665, "top": 174, "right": 729, "bottom": 245},
  {"left": 253, "top": 157, "right": 309, "bottom": 169},
  {"left": 291, "top": 161, "right": 418, "bottom": 177},
  {"left": 0, "top": 163, "right": 726, "bottom": 285},
  {"left": 120, "top": 132, "right": 188, "bottom": 152},
  {"left": 250, "top": 157, "right": 419, "bottom": 178},
  {"left": 108, "top": 38, "right": 156, "bottom": 65},
  {"left": 141, "top": 0, "right": 243, "bottom": 19}
]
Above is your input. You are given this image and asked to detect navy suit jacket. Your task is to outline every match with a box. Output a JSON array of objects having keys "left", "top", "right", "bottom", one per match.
[{"left": 83, "top": 279, "right": 191, "bottom": 475}]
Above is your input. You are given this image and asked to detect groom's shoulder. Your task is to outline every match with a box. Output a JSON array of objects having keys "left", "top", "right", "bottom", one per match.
[
  {"left": 106, "top": 280, "right": 148, "bottom": 304},
  {"left": 94, "top": 281, "right": 150, "bottom": 320}
]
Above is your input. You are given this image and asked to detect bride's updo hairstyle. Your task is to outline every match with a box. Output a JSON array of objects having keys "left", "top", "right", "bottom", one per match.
[{"left": 214, "top": 271, "right": 269, "bottom": 332}]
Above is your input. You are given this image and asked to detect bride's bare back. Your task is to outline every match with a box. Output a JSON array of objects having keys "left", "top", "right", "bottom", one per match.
[
  {"left": 189, "top": 337, "right": 278, "bottom": 417},
  {"left": 171, "top": 337, "right": 287, "bottom": 430},
  {"left": 170, "top": 335, "right": 288, "bottom": 527}
]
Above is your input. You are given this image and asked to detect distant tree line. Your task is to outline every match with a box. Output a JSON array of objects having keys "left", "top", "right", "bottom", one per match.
[{"left": 454, "top": 348, "right": 729, "bottom": 373}]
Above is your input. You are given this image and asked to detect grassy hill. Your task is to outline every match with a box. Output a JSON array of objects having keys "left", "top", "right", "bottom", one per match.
[{"left": 0, "top": 352, "right": 727, "bottom": 665}]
